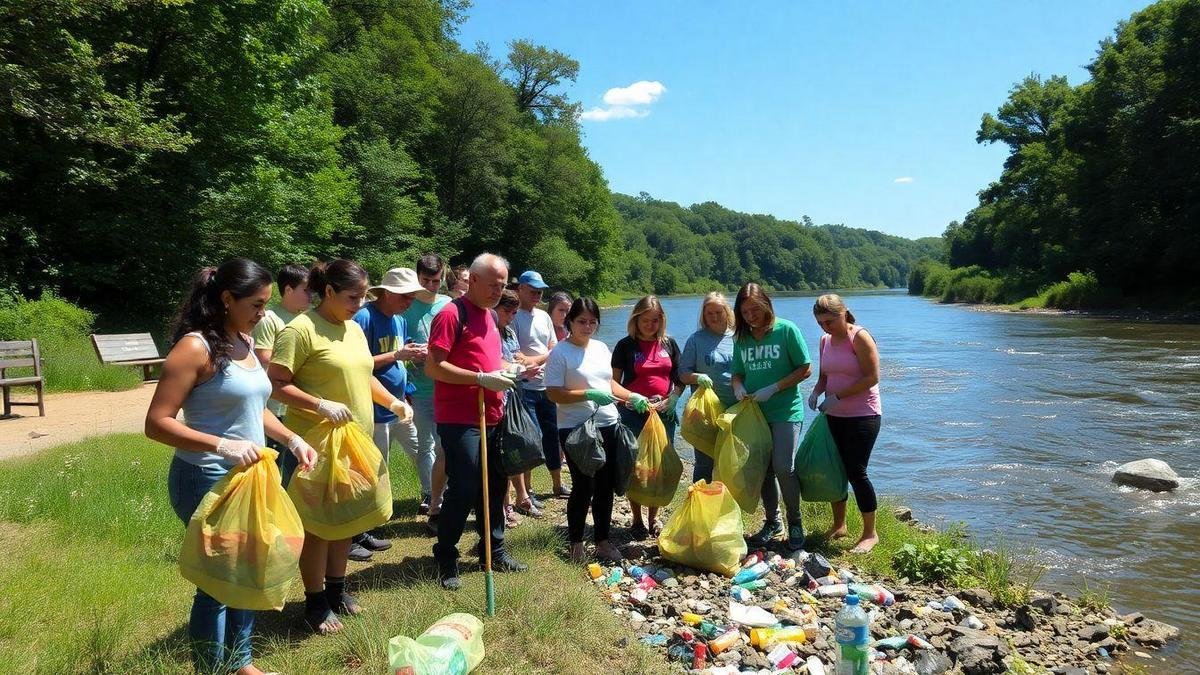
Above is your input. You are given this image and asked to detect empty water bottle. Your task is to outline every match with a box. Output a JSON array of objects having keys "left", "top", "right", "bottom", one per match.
[{"left": 835, "top": 594, "right": 870, "bottom": 675}]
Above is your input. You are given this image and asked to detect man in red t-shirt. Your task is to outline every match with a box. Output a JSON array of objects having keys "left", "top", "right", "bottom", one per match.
[{"left": 425, "top": 253, "right": 527, "bottom": 589}]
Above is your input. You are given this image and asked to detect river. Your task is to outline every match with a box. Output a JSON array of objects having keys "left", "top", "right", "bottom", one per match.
[{"left": 593, "top": 289, "right": 1199, "bottom": 670}]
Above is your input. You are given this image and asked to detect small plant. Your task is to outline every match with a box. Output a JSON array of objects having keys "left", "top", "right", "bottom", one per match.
[
  {"left": 893, "top": 542, "right": 973, "bottom": 583},
  {"left": 972, "top": 538, "right": 1046, "bottom": 606},
  {"left": 1076, "top": 576, "right": 1111, "bottom": 611}
]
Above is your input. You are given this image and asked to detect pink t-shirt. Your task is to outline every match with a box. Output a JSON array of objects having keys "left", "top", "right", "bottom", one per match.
[
  {"left": 428, "top": 299, "right": 503, "bottom": 426},
  {"left": 627, "top": 339, "right": 673, "bottom": 398},
  {"left": 819, "top": 325, "right": 882, "bottom": 417}
]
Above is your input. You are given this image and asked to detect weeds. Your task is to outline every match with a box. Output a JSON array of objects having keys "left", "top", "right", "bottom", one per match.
[
  {"left": 1076, "top": 576, "right": 1112, "bottom": 612},
  {"left": 967, "top": 537, "right": 1046, "bottom": 607}
]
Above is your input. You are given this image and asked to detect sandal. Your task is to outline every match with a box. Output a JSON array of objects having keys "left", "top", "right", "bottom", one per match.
[
  {"left": 329, "top": 591, "right": 362, "bottom": 617},
  {"left": 504, "top": 504, "right": 521, "bottom": 528}
]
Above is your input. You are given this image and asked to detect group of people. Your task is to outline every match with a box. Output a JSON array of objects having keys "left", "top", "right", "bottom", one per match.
[{"left": 144, "top": 251, "right": 882, "bottom": 675}]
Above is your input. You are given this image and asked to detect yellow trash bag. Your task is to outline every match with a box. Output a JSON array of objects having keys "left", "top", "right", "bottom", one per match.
[
  {"left": 681, "top": 385, "right": 724, "bottom": 457},
  {"left": 625, "top": 409, "right": 684, "bottom": 508},
  {"left": 287, "top": 420, "right": 392, "bottom": 540},
  {"left": 179, "top": 448, "right": 305, "bottom": 611},
  {"left": 713, "top": 399, "right": 772, "bottom": 515},
  {"left": 657, "top": 480, "right": 746, "bottom": 577},
  {"left": 387, "top": 613, "right": 485, "bottom": 675}
]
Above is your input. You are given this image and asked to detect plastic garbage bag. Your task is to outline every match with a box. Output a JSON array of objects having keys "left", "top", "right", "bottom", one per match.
[
  {"left": 657, "top": 480, "right": 746, "bottom": 576},
  {"left": 611, "top": 422, "right": 638, "bottom": 497},
  {"left": 179, "top": 448, "right": 304, "bottom": 610},
  {"left": 793, "top": 413, "right": 848, "bottom": 502},
  {"left": 681, "top": 385, "right": 724, "bottom": 458},
  {"left": 387, "top": 613, "right": 484, "bottom": 675},
  {"left": 499, "top": 392, "right": 544, "bottom": 476},
  {"left": 564, "top": 413, "right": 605, "bottom": 477},
  {"left": 287, "top": 420, "right": 392, "bottom": 540},
  {"left": 713, "top": 399, "right": 772, "bottom": 515},
  {"left": 626, "top": 409, "right": 683, "bottom": 507}
]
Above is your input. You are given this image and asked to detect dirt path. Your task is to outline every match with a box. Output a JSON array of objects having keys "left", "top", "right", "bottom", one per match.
[{"left": 0, "top": 384, "right": 155, "bottom": 460}]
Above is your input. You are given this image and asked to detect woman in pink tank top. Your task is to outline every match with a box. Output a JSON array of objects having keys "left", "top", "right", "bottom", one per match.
[{"left": 808, "top": 294, "right": 883, "bottom": 553}]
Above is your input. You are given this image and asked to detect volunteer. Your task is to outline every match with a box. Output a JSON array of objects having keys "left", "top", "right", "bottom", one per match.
[{"left": 678, "top": 291, "right": 737, "bottom": 483}]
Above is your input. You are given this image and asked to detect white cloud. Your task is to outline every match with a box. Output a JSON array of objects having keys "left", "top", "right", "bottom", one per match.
[
  {"left": 579, "top": 106, "right": 647, "bottom": 122},
  {"left": 579, "top": 80, "right": 666, "bottom": 122},
  {"left": 602, "top": 80, "right": 666, "bottom": 106},
  {"left": 893, "top": 176, "right": 915, "bottom": 184}
]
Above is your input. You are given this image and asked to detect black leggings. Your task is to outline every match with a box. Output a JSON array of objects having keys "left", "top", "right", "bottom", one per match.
[
  {"left": 558, "top": 424, "right": 620, "bottom": 544},
  {"left": 826, "top": 415, "right": 881, "bottom": 514}
]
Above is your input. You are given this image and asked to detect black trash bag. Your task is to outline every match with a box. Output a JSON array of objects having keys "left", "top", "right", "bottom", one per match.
[
  {"left": 500, "top": 393, "right": 544, "bottom": 476},
  {"left": 564, "top": 413, "right": 606, "bottom": 477},
  {"left": 611, "top": 422, "right": 638, "bottom": 497}
]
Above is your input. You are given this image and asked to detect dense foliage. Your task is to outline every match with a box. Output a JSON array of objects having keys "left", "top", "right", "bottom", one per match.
[
  {"left": 2, "top": 0, "right": 936, "bottom": 333},
  {"left": 613, "top": 193, "right": 942, "bottom": 295},
  {"left": 925, "top": 0, "right": 1200, "bottom": 305}
]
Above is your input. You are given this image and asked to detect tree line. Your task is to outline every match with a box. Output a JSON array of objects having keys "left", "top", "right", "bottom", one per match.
[
  {"left": 1, "top": 0, "right": 939, "bottom": 333},
  {"left": 918, "top": 0, "right": 1199, "bottom": 307}
]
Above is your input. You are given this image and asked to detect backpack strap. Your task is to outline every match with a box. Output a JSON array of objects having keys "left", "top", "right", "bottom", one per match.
[{"left": 451, "top": 296, "right": 499, "bottom": 346}]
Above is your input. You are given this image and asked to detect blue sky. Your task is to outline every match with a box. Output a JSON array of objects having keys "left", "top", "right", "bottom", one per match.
[{"left": 456, "top": 1, "right": 1149, "bottom": 240}]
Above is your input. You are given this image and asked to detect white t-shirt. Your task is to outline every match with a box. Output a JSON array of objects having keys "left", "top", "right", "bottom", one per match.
[
  {"left": 543, "top": 338, "right": 619, "bottom": 429},
  {"left": 514, "top": 307, "right": 557, "bottom": 390}
]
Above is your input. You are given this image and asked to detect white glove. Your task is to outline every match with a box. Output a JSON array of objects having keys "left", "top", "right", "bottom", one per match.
[
  {"left": 807, "top": 389, "right": 821, "bottom": 411},
  {"left": 287, "top": 434, "right": 317, "bottom": 471},
  {"left": 215, "top": 438, "right": 261, "bottom": 467},
  {"left": 389, "top": 398, "right": 413, "bottom": 423},
  {"left": 476, "top": 370, "right": 517, "bottom": 392},
  {"left": 752, "top": 382, "right": 781, "bottom": 403},
  {"left": 733, "top": 381, "right": 748, "bottom": 401},
  {"left": 818, "top": 392, "right": 841, "bottom": 413},
  {"left": 316, "top": 398, "right": 353, "bottom": 424}
]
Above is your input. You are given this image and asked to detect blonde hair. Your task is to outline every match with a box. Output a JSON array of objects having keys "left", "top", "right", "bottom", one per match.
[
  {"left": 698, "top": 291, "right": 735, "bottom": 332},
  {"left": 813, "top": 293, "right": 857, "bottom": 324},
  {"left": 627, "top": 295, "right": 667, "bottom": 342}
]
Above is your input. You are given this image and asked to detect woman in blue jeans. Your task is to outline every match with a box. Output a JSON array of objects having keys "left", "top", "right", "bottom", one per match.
[
  {"left": 678, "top": 292, "right": 737, "bottom": 483},
  {"left": 146, "top": 259, "right": 317, "bottom": 674}
]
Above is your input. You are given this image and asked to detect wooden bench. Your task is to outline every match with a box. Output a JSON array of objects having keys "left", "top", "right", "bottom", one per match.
[
  {"left": 0, "top": 340, "right": 46, "bottom": 417},
  {"left": 91, "top": 333, "right": 165, "bottom": 381}
]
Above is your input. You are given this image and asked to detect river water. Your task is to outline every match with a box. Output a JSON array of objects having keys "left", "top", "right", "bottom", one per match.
[{"left": 594, "top": 290, "right": 1199, "bottom": 670}]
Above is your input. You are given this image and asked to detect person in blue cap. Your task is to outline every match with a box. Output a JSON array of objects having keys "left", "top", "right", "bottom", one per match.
[{"left": 512, "top": 270, "right": 571, "bottom": 508}]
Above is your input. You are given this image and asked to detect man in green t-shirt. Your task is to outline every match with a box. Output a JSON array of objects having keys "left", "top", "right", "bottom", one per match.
[
  {"left": 253, "top": 264, "right": 313, "bottom": 419},
  {"left": 730, "top": 283, "right": 813, "bottom": 554}
]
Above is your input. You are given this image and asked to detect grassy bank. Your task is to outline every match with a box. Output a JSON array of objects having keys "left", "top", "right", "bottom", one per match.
[
  {"left": 0, "top": 434, "right": 659, "bottom": 673},
  {"left": 907, "top": 261, "right": 1110, "bottom": 310}
]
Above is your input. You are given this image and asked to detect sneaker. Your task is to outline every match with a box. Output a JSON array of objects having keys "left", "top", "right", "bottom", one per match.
[
  {"left": 629, "top": 522, "right": 648, "bottom": 541},
  {"left": 425, "top": 513, "right": 439, "bottom": 537},
  {"left": 491, "top": 550, "right": 528, "bottom": 573},
  {"left": 418, "top": 493, "right": 432, "bottom": 515},
  {"left": 357, "top": 532, "right": 392, "bottom": 552},
  {"left": 438, "top": 560, "right": 460, "bottom": 590},
  {"left": 786, "top": 523, "right": 806, "bottom": 552},
  {"left": 552, "top": 485, "right": 572, "bottom": 499},
  {"left": 528, "top": 494, "right": 546, "bottom": 510},
  {"left": 348, "top": 541, "right": 374, "bottom": 562},
  {"left": 746, "top": 520, "right": 784, "bottom": 547}
]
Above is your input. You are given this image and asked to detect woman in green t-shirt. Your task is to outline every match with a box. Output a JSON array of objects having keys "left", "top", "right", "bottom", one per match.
[
  {"left": 730, "top": 282, "right": 813, "bottom": 553},
  {"left": 268, "top": 259, "right": 413, "bottom": 636}
]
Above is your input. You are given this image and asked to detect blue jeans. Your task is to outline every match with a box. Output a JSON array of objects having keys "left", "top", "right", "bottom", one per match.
[
  {"left": 521, "top": 388, "right": 562, "bottom": 471},
  {"left": 693, "top": 449, "right": 714, "bottom": 484},
  {"left": 168, "top": 457, "right": 255, "bottom": 674}
]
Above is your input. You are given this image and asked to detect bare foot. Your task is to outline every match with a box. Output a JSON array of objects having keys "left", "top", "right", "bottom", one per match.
[
  {"left": 850, "top": 534, "right": 879, "bottom": 554},
  {"left": 826, "top": 526, "right": 849, "bottom": 539},
  {"left": 569, "top": 542, "right": 587, "bottom": 564},
  {"left": 236, "top": 666, "right": 266, "bottom": 675},
  {"left": 595, "top": 541, "right": 624, "bottom": 563}
]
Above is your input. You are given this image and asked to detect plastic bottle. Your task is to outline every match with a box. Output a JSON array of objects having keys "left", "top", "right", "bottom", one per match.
[
  {"left": 708, "top": 627, "right": 741, "bottom": 655},
  {"left": 734, "top": 578, "right": 769, "bottom": 591},
  {"left": 730, "top": 587, "right": 753, "bottom": 602},
  {"left": 693, "top": 643, "right": 708, "bottom": 670},
  {"left": 848, "top": 583, "right": 895, "bottom": 607},
  {"left": 681, "top": 612, "right": 703, "bottom": 626},
  {"left": 815, "top": 583, "right": 849, "bottom": 598},
  {"left": 806, "top": 655, "right": 828, "bottom": 675},
  {"left": 587, "top": 563, "right": 603, "bottom": 580},
  {"left": 637, "top": 575, "right": 658, "bottom": 591},
  {"left": 750, "top": 625, "right": 808, "bottom": 649},
  {"left": 605, "top": 568, "right": 623, "bottom": 586},
  {"left": 628, "top": 565, "right": 647, "bottom": 580},
  {"left": 835, "top": 594, "right": 870, "bottom": 675},
  {"left": 767, "top": 644, "right": 800, "bottom": 669},
  {"left": 742, "top": 550, "right": 765, "bottom": 567},
  {"left": 732, "top": 561, "right": 770, "bottom": 584}
]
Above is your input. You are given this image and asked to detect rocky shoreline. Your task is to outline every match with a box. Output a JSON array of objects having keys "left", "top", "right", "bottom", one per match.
[{"left": 523, "top": 497, "right": 1180, "bottom": 674}]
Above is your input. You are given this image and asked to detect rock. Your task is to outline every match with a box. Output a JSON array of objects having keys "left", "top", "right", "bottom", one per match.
[
  {"left": 1051, "top": 617, "right": 1069, "bottom": 637},
  {"left": 1119, "top": 611, "right": 1145, "bottom": 625},
  {"left": 1128, "top": 618, "right": 1180, "bottom": 646},
  {"left": 1030, "top": 594, "right": 1062, "bottom": 615},
  {"left": 661, "top": 577, "right": 679, "bottom": 588},
  {"left": 1094, "top": 636, "right": 1118, "bottom": 651},
  {"left": 960, "top": 588, "right": 995, "bottom": 608},
  {"left": 1112, "top": 458, "right": 1180, "bottom": 492},
  {"left": 1015, "top": 605, "right": 1039, "bottom": 631},
  {"left": 894, "top": 506, "right": 914, "bottom": 522},
  {"left": 28, "top": 429, "right": 50, "bottom": 438},
  {"left": 913, "top": 651, "right": 953, "bottom": 675},
  {"left": 1078, "top": 624, "right": 1109, "bottom": 642},
  {"left": 955, "top": 645, "right": 1005, "bottom": 674}
]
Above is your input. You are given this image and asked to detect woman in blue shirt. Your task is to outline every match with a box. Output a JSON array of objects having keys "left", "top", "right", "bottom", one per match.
[{"left": 678, "top": 292, "right": 737, "bottom": 483}]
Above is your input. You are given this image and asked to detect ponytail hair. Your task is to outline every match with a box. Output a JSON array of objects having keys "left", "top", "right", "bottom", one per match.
[
  {"left": 170, "top": 258, "right": 273, "bottom": 371},
  {"left": 309, "top": 259, "right": 368, "bottom": 300},
  {"left": 813, "top": 293, "right": 856, "bottom": 324}
]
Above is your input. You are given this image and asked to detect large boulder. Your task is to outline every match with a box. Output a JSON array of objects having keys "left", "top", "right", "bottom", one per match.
[{"left": 1112, "top": 458, "right": 1179, "bottom": 492}]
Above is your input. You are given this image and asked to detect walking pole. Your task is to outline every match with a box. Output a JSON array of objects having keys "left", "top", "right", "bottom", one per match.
[{"left": 478, "top": 388, "right": 496, "bottom": 617}]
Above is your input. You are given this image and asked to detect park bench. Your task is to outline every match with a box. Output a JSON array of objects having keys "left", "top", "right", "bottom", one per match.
[
  {"left": 91, "top": 332, "right": 165, "bottom": 381},
  {"left": 0, "top": 340, "right": 46, "bottom": 417}
]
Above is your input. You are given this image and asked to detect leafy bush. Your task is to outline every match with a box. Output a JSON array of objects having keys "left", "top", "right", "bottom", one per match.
[
  {"left": 1040, "top": 271, "right": 1103, "bottom": 309},
  {"left": 0, "top": 291, "right": 95, "bottom": 343},
  {"left": 893, "top": 542, "right": 973, "bottom": 583}
]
